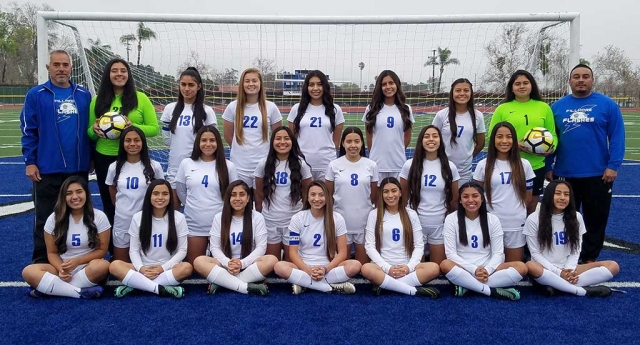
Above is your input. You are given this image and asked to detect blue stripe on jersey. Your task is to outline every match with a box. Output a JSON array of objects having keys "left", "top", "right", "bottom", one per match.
[
  {"left": 526, "top": 178, "right": 534, "bottom": 190},
  {"left": 289, "top": 239, "right": 300, "bottom": 245},
  {"left": 290, "top": 231, "right": 300, "bottom": 237},
  {"left": 162, "top": 126, "right": 170, "bottom": 131},
  {"left": 289, "top": 230, "right": 300, "bottom": 245}
]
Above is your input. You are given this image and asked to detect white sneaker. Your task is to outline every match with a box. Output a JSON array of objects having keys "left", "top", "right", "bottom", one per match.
[{"left": 330, "top": 282, "right": 356, "bottom": 294}]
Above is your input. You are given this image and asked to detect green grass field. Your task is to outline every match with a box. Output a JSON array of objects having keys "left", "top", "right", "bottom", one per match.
[{"left": 1, "top": 107, "right": 639, "bottom": 161}]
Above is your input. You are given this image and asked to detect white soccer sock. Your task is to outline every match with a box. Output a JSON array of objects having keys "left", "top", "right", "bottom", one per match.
[
  {"left": 397, "top": 272, "right": 421, "bottom": 287},
  {"left": 324, "top": 266, "right": 349, "bottom": 284},
  {"left": 236, "top": 263, "right": 266, "bottom": 283},
  {"left": 445, "top": 266, "right": 491, "bottom": 296},
  {"left": 122, "top": 269, "right": 159, "bottom": 294},
  {"left": 380, "top": 274, "right": 417, "bottom": 295},
  {"left": 69, "top": 268, "right": 96, "bottom": 288},
  {"left": 207, "top": 266, "right": 248, "bottom": 294},
  {"left": 36, "top": 272, "right": 81, "bottom": 298},
  {"left": 576, "top": 266, "right": 614, "bottom": 287},
  {"left": 535, "top": 269, "right": 586, "bottom": 296},
  {"left": 486, "top": 267, "right": 522, "bottom": 288},
  {"left": 153, "top": 270, "right": 179, "bottom": 286},
  {"left": 288, "top": 268, "right": 332, "bottom": 292}
]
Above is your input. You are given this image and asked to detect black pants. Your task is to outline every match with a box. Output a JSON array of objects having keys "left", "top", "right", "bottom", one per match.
[
  {"left": 32, "top": 171, "right": 88, "bottom": 264},
  {"left": 562, "top": 176, "right": 613, "bottom": 262},
  {"left": 94, "top": 151, "right": 117, "bottom": 255}
]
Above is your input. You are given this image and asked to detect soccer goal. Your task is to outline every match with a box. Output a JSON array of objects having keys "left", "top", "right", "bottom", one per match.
[{"left": 36, "top": 11, "right": 580, "bottom": 165}]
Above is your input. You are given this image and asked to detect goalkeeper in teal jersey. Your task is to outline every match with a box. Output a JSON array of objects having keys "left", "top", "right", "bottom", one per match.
[{"left": 488, "top": 70, "right": 557, "bottom": 214}]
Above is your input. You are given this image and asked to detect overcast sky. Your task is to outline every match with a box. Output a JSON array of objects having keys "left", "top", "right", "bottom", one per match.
[{"left": 5, "top": 0, "right": 637, "bottom": 88}]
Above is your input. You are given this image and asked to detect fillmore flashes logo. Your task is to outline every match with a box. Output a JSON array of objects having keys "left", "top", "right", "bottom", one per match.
[{"left": 562, "top": 104, "right": 596, "bottom": 134}]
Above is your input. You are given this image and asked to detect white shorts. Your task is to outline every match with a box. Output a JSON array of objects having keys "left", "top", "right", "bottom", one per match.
[
  {"left": 311, "top": 170, "right": 326, "bottom": 182},
  {"left": 166, "top": 168, "right": 177, "bottom": 188},
  {"left": 347, "top": 233, "right": 365, "bottom": 245},
  {"left": 422, "top": 225, "right": 444, "bottom": 245},
  {"left": 238, "top": 171, "right": 255, "bottom": 188},
  {"left": 504, "top": 231, "right": 526, "bottom": 249},
  {"left": 267, "top": 226, "right": 290, "bottom": 245},
  {"left": 113, "top": 229, "right": 131, "bottom": 249},
  {"left": 378, "top": 171, "right": 399, "bottom": 184}
]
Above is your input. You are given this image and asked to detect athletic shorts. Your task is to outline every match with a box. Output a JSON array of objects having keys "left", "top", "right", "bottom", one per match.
[
  {"left": 113, "top": 228, "right": 131, "bottom": 249},
  {"left": 422, "top": 225, "right": 444, "bottom": 245},
  {"left": 347, "top": 233, "right": 365, "bottom": 245},
  {"left": 532, "top": 168, "right": 546, "bottom": 196},
  {"left": 504, "top": 231, "right": 526, "bottom": 249},
  {"left": 237, "top": 171, "right": 255, "bottom": 189},
  {"left": 378, "top": 171, "right": 399, "bottom": 185},
  {"left": 267, "top": 226, "right": 290, "bottom": 245},
  {"left": 311, "top": 170, "right": 326, "bottom": 182}
]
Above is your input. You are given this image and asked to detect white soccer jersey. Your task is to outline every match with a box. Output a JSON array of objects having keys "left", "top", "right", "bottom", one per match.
[
  {"left": 443, "top": 212, "right": 504, "bottom": 275},
  {"left": 325, "top": 156, "right": 378, "bottom": 233},
  {"left": 399, "top": 158, "right": 460, "bottom": 228},
  {"left": 524, "top": 211, "right": 586, "bottom": 275},
  {"left": 44, "top": 209, "right": 111, "bottom": 261},
  {"left": 432, "top": 108, "right": 486, "bottom": 182},
  {"left": 361, "top": 104, "right": 414, "bottom": 172},
  {"left": 287, "top": 103, "right": 345, "bottom": 172},
  {"left": 473, "top": 158, "right": 535, "bottom": 231},
  {"left": 105, "top": 160, "right": 164, "bottom": 234},
  {"left": 222, "top": 100, "right": 282, "bottom": 175},
  {"left": 160, "top": 102, "right": 217, "bottom": 185},
  {"left": 128, "top": 210, "right": 188, "bottom": 271},
  {"left": 254, "top": 157, "right": 312, "bottom": 228},
  {"left": 364, "top": 208, "right": 424, "bottom": 274},
  {"left": 209, "top": 210, "right": 268, "bottom": 269},
  {"left": 175, "top": 157, "right": 238, "bottom": 236},
  {"left": 288, "top": 210, "right": 347, "bottom": 267}
]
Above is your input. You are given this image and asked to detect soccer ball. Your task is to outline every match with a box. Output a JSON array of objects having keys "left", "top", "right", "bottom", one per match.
[
  {"left": 98, "top": 112, "right": 127, "bottom": 139},
  {"left": 522, "top": 127, "right": 554, "bottom": 154}
]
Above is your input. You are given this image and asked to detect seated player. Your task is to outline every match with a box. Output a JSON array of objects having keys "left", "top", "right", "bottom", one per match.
[
  {"left": 193, "top": 181, "right": 277, "bottom": 296},
  {"left": 361, "top": 177, "right": 441, "bottom": 297},
  {"left": 524, "top": 180, "right": 619, "bottom": 297},
  {"left": 109, "top": 180, "right": 192, "bottom": 298},
  {"left": 22, "top": 176, "right": 110, "bottom": 299},
  {"left": 440, "top": 182, "right": 527, "bottom": 301},
  {"left": 274, "top": 181, "right": 362, "bottom": 294}
]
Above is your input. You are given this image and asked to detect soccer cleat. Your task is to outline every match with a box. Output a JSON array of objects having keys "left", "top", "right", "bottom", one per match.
[
  {"left": 329, "top": 282, "right": 356, "bottom": 294},
  {"left": 27, "top": 287, "right": 45, "bottom": 298},
  {"left": 292, "top": 284, "right": 306, "bottom": 295},
  {"left": 114, "top": 285, "right": 135, "bottom": 298},
  {"left": 206, "top": 283, "right": 220, "bottom": 295},
  {"left": 490, "top": 287, "right": 521, "bottom": 301},
  {"left": 372, "top": 285, "right": 382, "bottom": 296},
  {"left": 415, "top": 286, "right": 440, "bottom": 299},
  {"left": 544, "top": 286, "right": 556, "bottom": 297},
  {"left": 247, "top": 283, "right": 269, "bottom": 296},
  {"left": 158, "top": 285, "right": 184, "bottom": 299},
  {"left": 584, "top": 285, "right": 612, "bottom": 298},
  {"left": 78, "top": 286, "right": 103, "bottom": 299},
  {"left": 453, "top": 285, "right": 468, "bottom": 297}
]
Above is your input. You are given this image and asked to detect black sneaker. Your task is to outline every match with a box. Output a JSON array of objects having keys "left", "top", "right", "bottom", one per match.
[
  {"left": 415, "top": 286, "right": 440, "bottom": 299},
  {"left": 158, "top": 285, "right": 184, "bottom": 299},
  {"left": 27, "top": 287, "right": 45, "bottom": 298},
  {"left": 584, "top": 285, "right": 612, "bottom": 298},
  {"left": 247, "top": 283, "right": 269, "bottom": 296},
  {"left": 490, "top": 287, "right": 521, "bottom": 301},
  {"left": 372, "top": 285, "right": 382, "bottom": 296}
]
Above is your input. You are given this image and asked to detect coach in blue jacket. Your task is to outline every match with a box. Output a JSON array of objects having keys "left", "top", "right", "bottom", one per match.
[{"left": 20, "top": 50, "right": 92, "bottom": 264}]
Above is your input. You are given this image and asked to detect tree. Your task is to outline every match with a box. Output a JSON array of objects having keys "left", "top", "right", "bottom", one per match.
[
  {"left": 176, "top": 50, "right": 216, "bottom": 83},
  {"left": 0, "top": 11, "right": 18, "bottom": 83},
  {"left": 119, "top": 34, "right": 135, "bottom": 63},
  {"left": 483, "top": 24, "right": 529, "bottom": 91},
  {"left": 580, "top": 58, "right": 591, "bottom": 66},
  {"left": 123, "top": 22, "right": 157, "bottom": 66},
  {"left": 425, "top": 47, "right": 459, "bottom": 92},
  {"left": 220, "top": 68, "right": 239, "bottom": 85},
  {"left": 593, "top": 45, "right": 640, "bottom": 100},
  {"left": 251, "top": 57, "right": 277, "bottom": 89},
  {"left": 336, "top": 82, "right": 360, "bottom": 91}
]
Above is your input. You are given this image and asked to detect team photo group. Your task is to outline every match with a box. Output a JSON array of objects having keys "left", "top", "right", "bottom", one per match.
[{"left": 19, "top": 49, "right": 624, "bottom": 301}]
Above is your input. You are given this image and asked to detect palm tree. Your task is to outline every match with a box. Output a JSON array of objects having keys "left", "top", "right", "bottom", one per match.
[
  {"left": 424, "top": 47, "right": 460, "bottom": 92},
  {"left": 119, "top": 34, "right": 136, "bottom": 63},
  {"left": 130, "top": 22, "right": 157, "bottom": 66}
]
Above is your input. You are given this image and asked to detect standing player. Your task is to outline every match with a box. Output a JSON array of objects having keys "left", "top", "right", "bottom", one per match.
[
  {"left": 399, "top": 125, "right": 459, "bottom": 264},
  {"left": 89, "top": 58, "right": 159, "bottom": 230},
  {"left": 109, "top": 180, "right": 192, "bottom": 298},
  {"left": 274, "top": 181, "right": 362, "bottom": 294},
  {"left": 288, "top": 70, "right": 344, "bottom": 180},
  {"left": 489, "top": 70, "right": 556, "bottom": 214},
  {"left": 223, "top": 68, "right": 282, "bottom": 188},
  {"left": 22, "top": 176, "right": 110, "bottom": 299},
  {"left": 106, "top": 127, "right": 164, "bottom": 262},
  {"left": 524, "top": 180, "right": 619, "bottom": 297},
  {"left": 362, "top": 70, "right": 414, "bottom": 181},
  {"left": 440, "top": 182, "right": 527, "bottom": 301},
  {"left": 546, "top": 64, "right": 625, "bottom": 263},
  {"left": 161, "top": 67, "right": 217, "bottom": 208},
  {"left": 325, "top": 127, "right": 378, "bottom": 265},
  {"left": 21, "top": 50, "right": 92, "bottom": 264},
  {"left": 361, "top": 177, "right": 441, "bottom": 297},
  {"left": 432, "top": 78, "right": 486, "bottom": 182},
  {"left": 254, "top": 127, "right": 312, "bottom": 261},
  {"left": 176, "top": 125, "right": 236, "bottom": 264},
  {"left": 193, "top": 181, "right": 277, "bottom": 296},
  {"left": 473, "top": 122, "right": 535, "bottom": 263}
]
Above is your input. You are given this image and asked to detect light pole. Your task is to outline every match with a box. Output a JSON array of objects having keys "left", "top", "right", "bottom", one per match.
[
  {"left": 358, "top": 62, "right": 365, "bottom": 91},
  {"left": 431, "top": 49, "right": 437, "bottom": 93}
]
